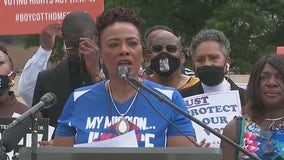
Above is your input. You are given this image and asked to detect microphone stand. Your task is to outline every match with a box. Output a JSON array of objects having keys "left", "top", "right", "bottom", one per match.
[
  {"left": 31, "top": 118, "right": 38, "bottom": 160},
  {"left": 0, "top": 140, "right": 8, "bottom": 160},
  {"left": 124, "top": 76, "right": 260, "bottom": 160}
]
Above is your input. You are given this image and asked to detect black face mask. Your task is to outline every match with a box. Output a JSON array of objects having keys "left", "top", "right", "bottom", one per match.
[
  {"left": 0, "top": 75, "right": 10, "bottom": 96},
  {"left": 196, "top": 66, "right": 224, "bottom": 86},
  {"left": 150, "top": 52, "right": 180, "bottom": 77}
]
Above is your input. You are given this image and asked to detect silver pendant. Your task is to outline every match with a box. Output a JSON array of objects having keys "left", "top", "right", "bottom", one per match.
[{"left": 116, "top": 116, "right": 129, "bottom": 135}]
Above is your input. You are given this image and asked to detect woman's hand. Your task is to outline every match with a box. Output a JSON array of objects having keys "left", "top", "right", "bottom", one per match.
[
  {"left": 198, "top": 138, "right": 211, "bottom": 148},
  {"left": 38, "top": 140, "right": 54, "bottom": 147}
]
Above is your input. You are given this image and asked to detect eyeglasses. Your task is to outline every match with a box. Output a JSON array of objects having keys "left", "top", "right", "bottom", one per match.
[
  {"left": 150, "top": 45, "right": 179, "bottom": 53},
  {"left": 64, "top": 37, "right": 95, "bottom": 55},
  {"left": 64, "top": 39, "right": 80, "bottom": 54},
  {"left": 259, "top": 129, "right": 274, "bottom": 156},
  {"left": 65, "top": 46, "right": 79, "bottom": 54}
]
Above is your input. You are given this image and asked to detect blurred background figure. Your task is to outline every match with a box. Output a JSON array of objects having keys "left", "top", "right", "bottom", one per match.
[
  {"left": 143, "top": 25, "right": 195, "bottom": 77},
  {"left": 31, "top": 11, "right": 102, "bottom": 129},
  {"left": 144, "top": 25, "right": 199, "bottom": 90},
  {"left": 18, "top": 23, "right": 61, "bottom": 107},
  {"left": 0, "top": 42, "right": 42, "bottom": 118}
]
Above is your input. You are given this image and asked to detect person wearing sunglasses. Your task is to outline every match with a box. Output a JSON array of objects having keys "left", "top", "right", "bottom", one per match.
[
  {"left": 180, "top": 29, "right": 246, "bottom": 111},
  {"left": 143, "top": 25, "right": 210, "bottom": 147},
  {"left": 221, "top": 54, "right": 284, "bottom": 160},
  {"left": 144, "top": 25, "right": 199, "bottom": 91},
  {"left": 143, "top": 25, "right": 195, "bottom": 77},
  {"left": 18, "top": 11, "right": 104, "bottom": 146},
  {"left": 34, "top": 11, "right": 103, "bottom": 127}
]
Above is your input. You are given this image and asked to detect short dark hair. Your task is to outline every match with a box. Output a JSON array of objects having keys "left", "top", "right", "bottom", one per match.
[
  {"left": 0, "top": 42, "right": 13, "bottom": 70},
  {"left": 145, "top": 25, "right": 183, "bottom": 54},
  {"left": 144, "top": 25, "right": 174, "bottom": 48},
  {"left": 189, "top": 29, "right": 231, "bottom": 58},
  {"left": 96, "top": 7, "right": 141, "bottom": 47},
  {"left": 245, "top": 54, "right": 284, "bottom": 121},
  {"left": 0, "top": 42, "right": 8, "bottom": 54},
  {"left": 62, "top": 11, "right": 96, "bottom": 40}
]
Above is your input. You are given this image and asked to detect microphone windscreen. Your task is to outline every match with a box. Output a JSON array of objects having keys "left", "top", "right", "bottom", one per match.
[
  {"left": 117, "top": 65, "right": 129, "bottom": 78},
  {"left": 40, "top": 92, "right": 57, "bottom": 109}
]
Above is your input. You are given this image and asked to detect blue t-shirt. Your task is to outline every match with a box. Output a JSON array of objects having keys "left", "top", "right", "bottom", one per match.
[{"left": 55, "top": 80, "right": 195, "bottom": 147}]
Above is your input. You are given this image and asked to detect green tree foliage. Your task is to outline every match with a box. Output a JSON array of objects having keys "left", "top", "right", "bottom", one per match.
[
  {"left": 23, "top": 0, "right": 284, "bottom": 73},
  {"left": 205, "top": 1, "right": 276, "bottom": 73}
]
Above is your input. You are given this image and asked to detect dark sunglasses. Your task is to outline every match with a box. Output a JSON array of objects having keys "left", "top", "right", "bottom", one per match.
[
  {"left": 64, "top": 39, "right": 80, "bottom": 54},
  {"left": 259, "top": 129, "right": 274, "bottom": 156},
  {"left": 65, "top": 46, "right": 79, "bottom": 55},
  {"left": 150, "top": 45, "right": 179, "bottom": 53},
  {"left": 64, "top": 37, "right": 94, "bottom": 54}
]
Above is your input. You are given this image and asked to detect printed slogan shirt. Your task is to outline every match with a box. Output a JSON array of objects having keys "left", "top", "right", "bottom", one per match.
[{"left": 55, "top": 80, "right": 196, "bottom": 147}]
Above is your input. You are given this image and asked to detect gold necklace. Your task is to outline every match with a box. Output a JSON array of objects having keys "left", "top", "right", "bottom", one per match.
[
  {"left": 264, "top": 116, "right": 284, "bottom": 130},
  {"left": 108, "top": 81, "right": 139, "bottom": 135}
]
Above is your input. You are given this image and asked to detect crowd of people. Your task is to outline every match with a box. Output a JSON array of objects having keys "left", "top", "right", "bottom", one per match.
[{"left": 1, "top": 6, "right": 283, "bottom": 160}]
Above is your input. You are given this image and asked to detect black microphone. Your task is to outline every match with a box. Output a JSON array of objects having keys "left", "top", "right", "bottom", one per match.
[
  {"left": 117, "top": 65, "right": 129, "bottom": 79},
  {"left": 1, "top": 92, "right": 56, "bottom": 152}
]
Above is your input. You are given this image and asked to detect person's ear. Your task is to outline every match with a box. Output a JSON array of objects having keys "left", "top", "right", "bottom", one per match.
[
  {"left": 226, "top": 63, "right": 230, "bottom": 73},
  {"left": 99, "top": 49, "right": 103, "bottom": 66},
  {"left": 8, "top": 71, "right": 16, "bottom": 88},
  {"left": 145, "top": 52, "right": 152, "bottom": 65},
  {"left": 189, "top": 56, "right": 196, "bottom": 72},
  {"left": 180, "top": 53, "right": 185, "bottom": 65},
  {"left": 225, "top": 57, "right": 231, "bottom": 74},
  {"left": 8, "top": 71, "right": 15, "bottom": 80}
]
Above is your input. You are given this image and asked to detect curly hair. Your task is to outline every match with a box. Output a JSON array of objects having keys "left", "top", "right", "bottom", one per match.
[
  {"left": 245, "top": 54, "right": 284, "bottom": 121},
  {"left": 96, "top": 7, "right": 141, "bottom": 47},
  {"left": 189, "top": 29, "right": 231, "bottom": 58}
]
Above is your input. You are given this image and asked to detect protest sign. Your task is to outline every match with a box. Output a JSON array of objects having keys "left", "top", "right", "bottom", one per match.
[
  {"left": 0, "top": 0, "right": 104, "bottom": 35},
  {"left": 277, "top": 46, "right": 284, "bottom": 55},
  {"left": 183, "top": 90, "right": 242, "bottom": 148}
]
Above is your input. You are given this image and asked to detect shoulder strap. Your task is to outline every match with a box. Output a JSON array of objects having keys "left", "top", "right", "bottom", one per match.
[
  {"left": 234, "top": 116, "right": 248, "bottom": 160},
  {"left": 234, "top": 116, "right": 242, "bottom": 144}
]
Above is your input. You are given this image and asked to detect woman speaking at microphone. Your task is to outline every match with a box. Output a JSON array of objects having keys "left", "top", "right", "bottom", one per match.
[{"left": 53, "top": 7, "right": 197, "bottom": 147}]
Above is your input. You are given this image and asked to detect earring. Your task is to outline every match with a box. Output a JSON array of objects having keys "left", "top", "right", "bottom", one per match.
[
  {"left": 226, "top": 63, "right": 230, "bottom": 73},
  {"left": 8, "top": 80, "right": 14, "bottom": 87}
]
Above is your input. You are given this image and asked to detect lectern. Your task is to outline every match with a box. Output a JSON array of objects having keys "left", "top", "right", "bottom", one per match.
[{"left": 19, "top": 147, "right": 222, "bottom": 160}]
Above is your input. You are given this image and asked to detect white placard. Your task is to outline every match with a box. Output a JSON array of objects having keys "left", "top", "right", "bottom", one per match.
[{"left": 183, "top": 90, "right": 242, "bottom": 148}]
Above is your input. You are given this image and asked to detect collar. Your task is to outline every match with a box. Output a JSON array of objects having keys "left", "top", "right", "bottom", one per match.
[{"left": 201, "top": 78, "right": 231, "bottom": 93}]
